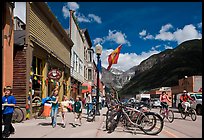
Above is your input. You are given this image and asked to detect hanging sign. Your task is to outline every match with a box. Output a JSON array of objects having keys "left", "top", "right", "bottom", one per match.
[{"left": 48, "top": 69, "right": 62, "bottom": 80}]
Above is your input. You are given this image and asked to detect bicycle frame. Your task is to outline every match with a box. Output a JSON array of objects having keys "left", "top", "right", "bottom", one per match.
[{"left": 120, "top": 106, "right": 149, "bottom": 128}]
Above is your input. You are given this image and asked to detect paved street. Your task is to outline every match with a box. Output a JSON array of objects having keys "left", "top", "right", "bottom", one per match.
[{"left": 3, "top": 107, "right": 202, "bottom": 138}]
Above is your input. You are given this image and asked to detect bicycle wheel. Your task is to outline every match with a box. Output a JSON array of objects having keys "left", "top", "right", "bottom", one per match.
[
  {"left": 140, "top": 112, "right": 164, "bottom": 135},
  {"left": 181, "top": 111, "right": 187, "bottom": 119},
  {"left": 167, "top": 110, "right": 174, "bottom": 123},
  {"left": 190, "top": 109, "right": 197, "bottom": 121},
  {"left": 87, "top": 109, "right": 95, "bottom": 122},
  {"left": 12, "top": 107, "right": 24, "bottom": 123},
  {"left": 106, "top": 112, "right": 118, "bottom": 133}
]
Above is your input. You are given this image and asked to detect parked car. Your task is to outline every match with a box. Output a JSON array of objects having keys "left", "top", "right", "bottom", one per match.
[{"left": 151, "top": 98, "right": 161, "bottom": 108}]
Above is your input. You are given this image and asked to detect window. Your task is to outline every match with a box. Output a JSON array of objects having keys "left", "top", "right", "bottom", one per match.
[
  {"left": 88, "top": 69, "right": 92, "bottom": 80},
  {"left": 89, "top": 51, "right": 92, "bottom": 62}
]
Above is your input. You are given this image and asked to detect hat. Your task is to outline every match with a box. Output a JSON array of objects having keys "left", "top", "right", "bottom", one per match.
[
  {"left": 183, "top": 90, "right": 187, "bottom": 93},
  {"left": 4, "top": 86, "right": 12, "bottom": 90}
]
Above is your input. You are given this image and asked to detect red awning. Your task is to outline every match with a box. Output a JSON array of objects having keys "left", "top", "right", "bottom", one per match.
[{"left": 81, "top": 83, "right": 91, "bottom": 94}]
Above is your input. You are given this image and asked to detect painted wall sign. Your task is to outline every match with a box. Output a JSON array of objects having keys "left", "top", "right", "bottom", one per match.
[{"left": 48, "top": 69, "right": 62, "bottom": 80}]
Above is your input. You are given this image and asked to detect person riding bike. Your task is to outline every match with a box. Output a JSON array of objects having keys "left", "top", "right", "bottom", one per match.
[
  {"left": 160, "top": 91, "right": 171, "bottom": 111},
  {"left": 180, "top": 90, "right": 194, "bottom": 112}
]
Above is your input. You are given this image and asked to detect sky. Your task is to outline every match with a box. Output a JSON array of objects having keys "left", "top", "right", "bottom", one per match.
[{"left": 14, "top": 2, "right": 202, "bottom": 72}]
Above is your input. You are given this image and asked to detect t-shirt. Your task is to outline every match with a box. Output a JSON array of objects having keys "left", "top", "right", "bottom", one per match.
[
  {"left": 2, "top": 95, "right": 16, "bottom": 114},
  {"left": 51, "top": 95, "right": 59, "bottom": 108},
  {"left": 61, "top": 100, "right": 69, "bottom": 112},
  {"left": 74, "top": 101, "right": 82, "bottom": 113},
  {"left": 86, "top": 94, "right": 92, "bottom": 103},
  {"left": 160, "top": 95, "right": 168, "bottom": 103}
]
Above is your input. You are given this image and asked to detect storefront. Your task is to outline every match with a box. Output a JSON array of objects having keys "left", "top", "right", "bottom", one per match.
[{"left": 12, "top": 2, "right": 73, "bottom": 118}]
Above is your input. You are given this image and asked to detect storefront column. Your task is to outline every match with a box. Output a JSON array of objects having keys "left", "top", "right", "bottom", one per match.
[
  {"left": 67, "top": 76, "right": 71, "bottom": 100},
  {"left": 58, "top": 71, "right": 64, "bottom": 102},
  {"left": 41, "top": 60, "right": 48, "bottom": 98}
]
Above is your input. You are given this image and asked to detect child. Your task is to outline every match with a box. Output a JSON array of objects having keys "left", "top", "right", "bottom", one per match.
[
  {"left": 73, "top": 96, "right": 82, "bottom": 127},
  {"left": 2, "top": 86, "right": 16, "bottom": 138},
  {"left": 60, "top": 95, "right": 69, "bottom": 128}
]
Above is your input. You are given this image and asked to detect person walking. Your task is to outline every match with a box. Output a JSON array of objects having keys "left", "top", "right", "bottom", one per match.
[
  {"left": 2, "top": 86, "right": 16, "bottom": 138},
  {"left": 73, "top": 96, "right": 82, "bottom": 127},
  {"left": 49, "top": 88, "right": 59, "bottom": 128},
  {"left": 85, "top": 92, "right": 92, "bottom": 115},
  {"left": 60, "top": 95, "right": 69, "bottom": 128}
]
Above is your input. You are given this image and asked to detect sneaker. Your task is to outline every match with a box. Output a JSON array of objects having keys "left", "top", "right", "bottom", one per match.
[
  {"left": 10, "top": 131, "right": 15, "bottom": 134},
  {"left": 62, "top": 124, "right": 66, "bottom": 128},
  {"left": 72, "top": 124, "right": 76, "bottom": 127},
  {"left": 52, "top": 124, "right": 56, "bottom": 128}
]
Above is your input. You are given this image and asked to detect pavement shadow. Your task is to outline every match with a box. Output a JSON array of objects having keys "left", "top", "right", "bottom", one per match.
[
  {"left": 173, "top": 117, "right": 193, "bottom": 121},
  {"left": 38, "top": 122, "right": 52, "bottom": 126}
]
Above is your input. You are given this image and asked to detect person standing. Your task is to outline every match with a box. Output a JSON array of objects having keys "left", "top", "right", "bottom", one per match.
[
  {"left": 73, "top": 96, "right": 82, "bottom": 127},
  {"left": 49, "top": 88, "right": 59, "bottom": 128},
  {"left": 2, "top": 86, "right": 16, "bottom": 138}
]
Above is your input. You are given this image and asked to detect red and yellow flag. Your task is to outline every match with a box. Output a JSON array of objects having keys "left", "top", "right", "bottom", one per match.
[{"left": 107, "top": 44, "right": 122, "bottom": 70}]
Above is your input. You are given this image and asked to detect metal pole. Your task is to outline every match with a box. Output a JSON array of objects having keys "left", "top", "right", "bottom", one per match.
[{"left": 95, "top": 54, "right": 100, "bottom": 116}]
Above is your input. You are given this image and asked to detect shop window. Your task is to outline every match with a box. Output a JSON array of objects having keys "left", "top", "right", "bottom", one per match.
[{"left": 32, "top": 56, "right": 43, "bottom": 98}]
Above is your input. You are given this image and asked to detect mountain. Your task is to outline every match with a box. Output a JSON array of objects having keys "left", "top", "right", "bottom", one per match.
[{"left": 119, "top": 39, "right": 202, "bottom": 96}]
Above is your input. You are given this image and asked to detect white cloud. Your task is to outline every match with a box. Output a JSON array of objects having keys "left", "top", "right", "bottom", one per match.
[
  {"left": 140, "top": 23, "right": 202, "bottom": 45},
  {"left": 197, "top": 22, "right": 202, "bottom": 28},
  {"left": 62, "top": 2, "right": 102, "bottom": 24},
  {"left": 164, "top": 45, "right": 173, "bottom": 50},
  {"left": 139, "top": 30, "right": 147, "bottom": 36},
  {"left": 93, "top": 30, "right": 131, "bottom": 46},
  {"left": 97, "top": 48, "right": 160, "bottom": 71},
  {"left": 159, "top": 24, "right": 173, "bottom": 33},
  {"left": 144, "top": 34, "right": 154, "bottom": 40},
  {"left": 88, "top": 14, "right": 102, "bottom": 24},
  {"left": 173, "top": 24, "right": 202, "bottom": 44},
  {"left": 151, "top": 45, "right": 161, "bottom": 50},
  {"left": 155, "top": 23, "right": 174, "bottom": 41},
  {"left": 93, "top": 38, "right": 104, "bottom": 45},
  {"left": 76, "top": 13, "right": 91, "bottom": 23},
  {"left": 67, "top": 2, "right": 80, "bottom": 11},
  {"left": 155, "top": 32, "right": 174, "bottom": 41}
]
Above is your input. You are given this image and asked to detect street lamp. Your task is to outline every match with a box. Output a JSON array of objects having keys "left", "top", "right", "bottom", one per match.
[{"left": 95, "top": 44, "right": 102, "bottom": 116}]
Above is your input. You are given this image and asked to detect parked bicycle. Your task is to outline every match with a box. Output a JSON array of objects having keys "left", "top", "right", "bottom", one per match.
[
  {"left": 86, "top": 103, "right": 96, "bottom": 122},
  {"left": 106, "top": 101, "right": 164, "bottom": 135},
  {"left": 12, "top": 106, "right": 24, "bottom": 123},
  {"left": 159, "top": 106, "right": 174, "bottom": 123},
  {"left": 180, "top": 101, "right": 197, "bottom": 121}
]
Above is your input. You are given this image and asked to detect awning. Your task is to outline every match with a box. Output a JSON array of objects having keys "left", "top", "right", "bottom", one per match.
[
  {"left": 14, "top": 30, "right": 26, "bottom": 46},
  {"left": 81, "top": 83, "right": 91, "bottom": 94}
]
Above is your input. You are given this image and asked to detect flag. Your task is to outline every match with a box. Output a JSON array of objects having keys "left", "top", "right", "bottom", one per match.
[
  {"left": 97, "top": 58, "right": 102, "bottom": 73},
  {"left": 107, "top": 44, "right": 122, "bottom": 70}
]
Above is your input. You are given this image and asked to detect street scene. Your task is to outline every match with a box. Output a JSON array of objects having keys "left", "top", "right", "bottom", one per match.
[
  {"left": 2, "top": 2, "right": 202, "bottom": 138},
  {"left": 3, "top": 108, "right": 202, "bottom": 138}
]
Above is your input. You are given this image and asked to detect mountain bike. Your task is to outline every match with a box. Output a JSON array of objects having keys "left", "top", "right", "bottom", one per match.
[
  {"left": 180, "top": 101, "right": 197, "bottom": 121},
  {"left": 106, "top": 102, "right": 164, "bottom": 135},
  {"left": 159, "top": 105, "right": 174, "bottom": 123}
]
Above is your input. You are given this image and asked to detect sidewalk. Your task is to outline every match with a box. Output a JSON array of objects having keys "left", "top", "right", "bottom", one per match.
[{"left": 6, "top": 107, "right": 107, "bottom": 138}]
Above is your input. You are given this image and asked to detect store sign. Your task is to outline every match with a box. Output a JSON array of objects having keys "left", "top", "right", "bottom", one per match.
[{"left": 48, "top": 69, "right": 62, "bottom": 80}]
